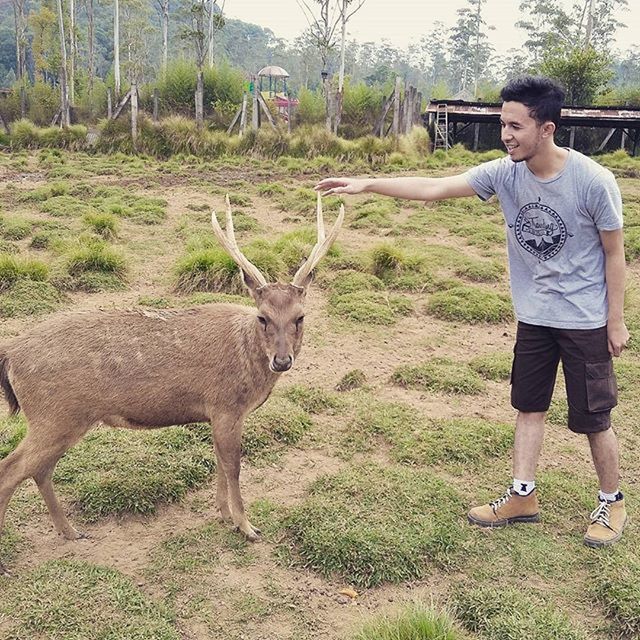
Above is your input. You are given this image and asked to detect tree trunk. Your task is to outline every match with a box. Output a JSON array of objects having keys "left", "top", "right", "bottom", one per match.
[
  {"left": 161, "top": 0, "right": 169, "bottom": 76},
  {"left": 87, "top": 0, "right": 95, "bottom": 97},
  {"left": 195, "top": 69, "right": 204, "bottom": 129},
  {"left": 131, "top": 81, "right": 138, "bottom": 144},
  {"left": 70, "top": 0, "right": 76, "bottom": 106},
  {"left": 114, "top": 0, "right": 121, "bottom": 97},
  {"left": 12, "top": 0, "right": 27, "bottom": 83},
  {"left": 208, "top": 0, "right": 215, "bottom": 67},
  {"left": 56, "top": 0, "right": 70, "bottom": 126}
]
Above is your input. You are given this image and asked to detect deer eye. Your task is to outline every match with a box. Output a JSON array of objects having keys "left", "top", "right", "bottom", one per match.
[
  {"left": 295, "top": 316, "right": 305, "bottom": 329},
  {"left": 257, "top": 316, "right": 268, "bottom": 330}
]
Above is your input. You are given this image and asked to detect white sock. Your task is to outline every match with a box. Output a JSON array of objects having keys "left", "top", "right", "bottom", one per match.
[
  {"left": 512, "top": 478, "right": 535, "bottom": 496},
  {"left": 598, "top": 489, "right": 621, "bottom": 503}
]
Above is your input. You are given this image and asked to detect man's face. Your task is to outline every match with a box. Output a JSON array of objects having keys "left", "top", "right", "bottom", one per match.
[{"left": 500, "top": 101, "right": 549, "bottom": 163}]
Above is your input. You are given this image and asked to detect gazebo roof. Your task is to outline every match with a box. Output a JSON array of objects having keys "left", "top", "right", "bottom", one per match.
[{"left": 257, "top": 65, "right": 289, "bottom": 78}]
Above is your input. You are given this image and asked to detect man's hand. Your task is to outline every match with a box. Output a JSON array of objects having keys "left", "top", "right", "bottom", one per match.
[
  {"left": 315, "top": 177, "right": 368, "bottom": 196},
  {"left": 607, "top": 319, "right": 630, "bottom": 357}
]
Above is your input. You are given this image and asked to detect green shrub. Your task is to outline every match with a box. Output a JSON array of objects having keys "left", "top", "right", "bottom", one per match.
[
  {"left": 295, "top": 89, "right": 325, "bottom": 126},
  {"left": 426, "top": 286, "right": 513, "bottom": 324},
  {"left": 392, "top": 358, "right": 485, "bottom": 395},
  {"left": 175, "top": 246, "right": 239, "bottom": 293},
  {"left": 328, "top": 270, "right": 385, "bottom": 295}
]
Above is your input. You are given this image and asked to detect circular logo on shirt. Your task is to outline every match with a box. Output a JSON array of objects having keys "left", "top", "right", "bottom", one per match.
[{"left": 514, "top": 202, "right": 567, "bottom": 261}]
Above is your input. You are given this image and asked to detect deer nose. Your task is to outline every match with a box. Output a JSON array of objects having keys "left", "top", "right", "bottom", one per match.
[{"left": 272, "top": 355, "right": 293, "bottom": 372}]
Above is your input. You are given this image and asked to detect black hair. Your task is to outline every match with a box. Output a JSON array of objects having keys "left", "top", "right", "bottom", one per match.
[{"left": 500, "top": 76, "right": 565, "bottom": 128}]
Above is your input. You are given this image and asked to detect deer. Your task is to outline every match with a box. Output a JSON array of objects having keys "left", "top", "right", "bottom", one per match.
[{"left": 0, "top": 193, "right": 344, "bottom": 575}]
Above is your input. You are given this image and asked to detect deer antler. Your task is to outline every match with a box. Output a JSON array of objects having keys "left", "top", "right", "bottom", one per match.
[
  {"left": 211, "top": 195, "right": 268, "bottom": 288},
  {"left": 292, "top": 192, "right": 344, "bottom": 288}
]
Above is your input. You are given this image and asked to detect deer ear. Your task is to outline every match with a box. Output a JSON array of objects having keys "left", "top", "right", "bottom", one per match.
[{"left": 242, "top": 270, "right": 264, "bottom": 300}]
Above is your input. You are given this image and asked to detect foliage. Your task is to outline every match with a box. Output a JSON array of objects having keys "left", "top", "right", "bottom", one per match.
[{"left": 539, "top": 46, "right": 613, "bottom": 105}]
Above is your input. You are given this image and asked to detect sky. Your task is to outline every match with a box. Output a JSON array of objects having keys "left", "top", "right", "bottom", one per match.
[{"left": 224, "top": 0, "right": 640, "bottom": 58}]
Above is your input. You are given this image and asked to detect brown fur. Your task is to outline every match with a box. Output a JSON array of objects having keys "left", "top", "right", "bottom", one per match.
[{"left": 0, "top": 284, "right": 308, "bottom": 574}]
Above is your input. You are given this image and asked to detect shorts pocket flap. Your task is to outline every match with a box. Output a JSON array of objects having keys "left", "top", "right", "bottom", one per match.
[{"left": 586, "top": 361, "right": 614, "bottom": 379}]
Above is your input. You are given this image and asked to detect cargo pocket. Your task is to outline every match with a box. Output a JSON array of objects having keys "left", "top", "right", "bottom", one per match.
[{"left": 585, "top": 361, "right": 618, "bottom": 412}]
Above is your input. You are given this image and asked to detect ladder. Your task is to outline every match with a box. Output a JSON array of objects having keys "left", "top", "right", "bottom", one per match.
[{"left": 433, "top": 103, "right": 450, "bottom": 151}]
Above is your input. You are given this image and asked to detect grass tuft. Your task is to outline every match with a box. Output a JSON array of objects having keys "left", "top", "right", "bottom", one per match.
[
  {"left": 426, "top": 286, "right": 513, "bottom": 324},
  {"left": 336, "top": 369, "right": 367, "bottom": 391},
  {"left": 468, "top": 351, "right": 512, "bottom": 381},
  {"left": 329, "top": 290, "right": 413, "bottom": 325},
  {"left": 282, "top": 463, "right": 466, "bottom": 588},
  {"left": 351, "top": 603, "right": 462, "bottom": 640},
  {"left": 54, "top": 425, "right": 215, "bottom": 520},
  {"left": 243, "top": 397, "right": 313, "bottom": 461},
  {"left": 392, "top": 358, "right": 485, "bottom": 395},
  {"left": 452, "top": 585, "right": 587, "bottom": 640},
  {"left": 0, "top": 279, "right": 62, "bottom": 317}
]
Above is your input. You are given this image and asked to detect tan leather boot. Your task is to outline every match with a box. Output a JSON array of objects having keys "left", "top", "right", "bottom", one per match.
[
  {"left": 468, "top": 488, "right": 540, "bottom": 528},
  {"left": 584, "top": 498, "right": 627, "bottom": 548}
]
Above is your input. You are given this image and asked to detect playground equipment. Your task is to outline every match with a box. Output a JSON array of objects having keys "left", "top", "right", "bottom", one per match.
[{"left": 257, "top": 65, "right": 299, "bottom": 119}]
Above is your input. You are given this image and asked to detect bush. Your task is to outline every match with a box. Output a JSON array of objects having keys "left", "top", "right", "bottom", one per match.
[{"left": 295, "top": 87, "right": 325, "bottom": 125}]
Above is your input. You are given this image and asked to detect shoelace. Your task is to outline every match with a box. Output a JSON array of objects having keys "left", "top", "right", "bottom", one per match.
[
  {"left": 590, "top": 501, "right": 613, "bottom": 530},
  {"left": 490, "top": 488, "right": 513, "bottom": 513}
]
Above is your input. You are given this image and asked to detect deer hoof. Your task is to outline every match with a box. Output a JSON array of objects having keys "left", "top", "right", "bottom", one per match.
[{"left": 236, "top": 525, "right": 261, "bottom": 542}]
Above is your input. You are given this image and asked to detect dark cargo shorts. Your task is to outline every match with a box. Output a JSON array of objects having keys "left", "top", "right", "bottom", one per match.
[{"left": 510, "top": 322, "right": 617, "bottom": 433}]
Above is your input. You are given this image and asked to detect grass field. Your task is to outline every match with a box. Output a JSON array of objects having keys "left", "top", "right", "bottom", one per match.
[{"left": 0, "top": 145, "right": 639, "bottom": 640}]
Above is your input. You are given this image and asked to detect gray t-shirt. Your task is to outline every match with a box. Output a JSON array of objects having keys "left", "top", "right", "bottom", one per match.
[{"left": 465, "top": 149, "right": 623, "bottom": 329}]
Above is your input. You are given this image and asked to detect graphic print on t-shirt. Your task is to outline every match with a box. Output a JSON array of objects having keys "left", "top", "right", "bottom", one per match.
[{"left": 513, "top": 200, "right": 567, "bottom": 261}]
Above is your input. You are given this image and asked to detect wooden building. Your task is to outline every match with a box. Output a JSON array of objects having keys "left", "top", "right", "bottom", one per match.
[{"left": 425, "top": 100, "right": 640, "bottom": 156}]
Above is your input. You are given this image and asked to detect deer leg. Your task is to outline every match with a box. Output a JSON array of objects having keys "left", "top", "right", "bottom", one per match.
[
  {"left": 213, "top": 441, "right": 232, "bottom": 523},
  {"left": 33, "top": 464, "right": 86, "bottom": 541},
  {"left": 211, "top": 418, "right": 260, "bottom": 541}
]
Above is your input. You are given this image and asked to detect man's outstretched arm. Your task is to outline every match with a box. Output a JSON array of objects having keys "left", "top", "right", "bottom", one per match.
[{"left": 314, "top": 174, "right": 477, "bottom": 202}]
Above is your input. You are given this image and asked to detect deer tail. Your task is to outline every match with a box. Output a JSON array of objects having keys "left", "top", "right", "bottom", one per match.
[{"left": 0, "top": 354, "right": 19, "bottom": 415}]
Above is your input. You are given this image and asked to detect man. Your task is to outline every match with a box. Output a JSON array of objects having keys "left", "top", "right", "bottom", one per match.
[{"left": 315, "top": 75, "right": 629, "bottom": 548}]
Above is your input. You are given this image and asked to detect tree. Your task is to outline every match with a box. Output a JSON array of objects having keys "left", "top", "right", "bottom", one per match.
[
  {"left": 113, "top": 0, "right": 120, "bottom": 95},
  {"left": 180, "top": 0, "right": 225, "bottom": 127},
  {"left": 540, "top": 46, "right": 612, "bottom": 105},
  {"left": 408, "top": 21, "right": 449, "bottom": 93},
  {"left": 11, "top": 0, "right": 28, "bottom": 84},
  {"left": 55, "top": 0, "right": 70, "bottom": 125},
  {"left": 154, "top": 0, "right": 170, "bottom": 76},
  {"left": 447, "top": 0, "right": 494, "bottom": 96}
]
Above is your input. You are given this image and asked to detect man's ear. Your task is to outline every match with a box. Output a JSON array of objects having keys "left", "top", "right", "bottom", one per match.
[{"left": 541, "top": 121, "right": 556, "bottom": 138}]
